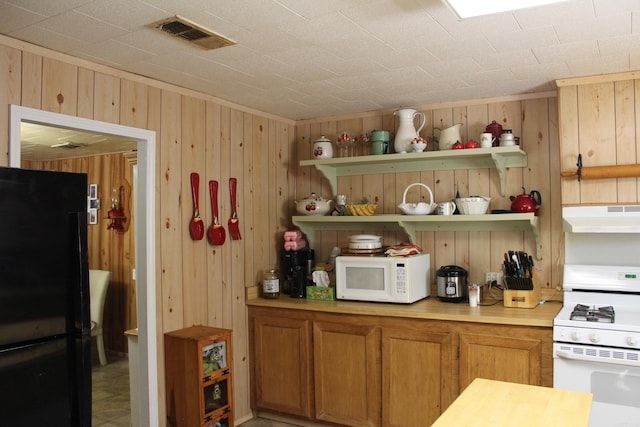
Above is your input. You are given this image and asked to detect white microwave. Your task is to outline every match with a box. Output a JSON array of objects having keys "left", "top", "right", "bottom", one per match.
[{"left": 335, "top": 253, "right": 430, "bottom": 303}]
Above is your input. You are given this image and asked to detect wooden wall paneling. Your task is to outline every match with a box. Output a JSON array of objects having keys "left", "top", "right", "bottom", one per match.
[
  {"left": 0, "top": 45, "right": 21, "bottom": 165},
  {"left": 273, "top": 121, "right": 292, "bottom": 268},
  {"left": 181, "top": 95, "right": 207, "bottom": 326},
  {"left": 636, "top": 80, "right": 640, "bottom": 202},
  {"left": 546, "top": 97, "right": 564, "bottom": 288},
  {"left": 41, "top": 57, "right": 78, "bottom": 115},
  {"left": 249, "top": 114, "right": 265, "bottom": 287},
  {"left": 206, "top": 101, "right": 224, "bottom": 325},
  {"left": 77, "top": 68, "right": 94, "bottom": 119},
  {"left": 159, "top": 90, "right": 184, "bottom": 333},
  {"left": 21, "top": 51, "right": 42, "bottom": 109},
  {"left": 521, "top": 98, "right": 551, "bottom": 288},
  {"left": 466, "top": 104, "right": 492, "bottom": 281},
  {"left": 218, "top": 106, "right": 233, "bottom": 326},
  {"left": 558, "top": 85, "right": 580, "bottom": 205},
  {"left": 614, "top": 80, "right": 638, "bottom": 203},
  {"left": 94, "top": 72, "right": 120, "bottom": 124},
  {"left": 316, "top": 122, "right": 337, "bottom": 259},
  {"left": 453, "top": 106, "right": 471, "bottom": 272},
  {"left": 577, "top": 83, "right": 617, "bottom": 203},
  {"left": 124, "top": 163, "right": 136, "bottom": 330},
  {"left": 120, "top": 79, "right": 149, "bottom": 129},
  {"left": 143, "top": 86, "right": 165, "bottom": 421},
  {"left": 432, "top": 107, "right": 457, "bottom": 268},
  {"left": 230, "top": 108, "right": 251, "bottom": 419},
  {"left": 487, "top": 101, "right": 525, "bottom": 265}
]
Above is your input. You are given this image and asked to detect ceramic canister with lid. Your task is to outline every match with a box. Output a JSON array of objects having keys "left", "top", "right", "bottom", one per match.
[{"left": 313, "top": 135, "right": 333, "bottom": 159}]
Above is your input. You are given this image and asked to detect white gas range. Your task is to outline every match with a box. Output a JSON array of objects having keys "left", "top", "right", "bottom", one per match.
[{"left": 554, "top": 206, "right": 640, "bottom": 427}]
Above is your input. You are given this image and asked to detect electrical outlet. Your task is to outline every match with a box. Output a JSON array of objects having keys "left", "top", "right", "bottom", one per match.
[{"left": 484, "top": 271, "right": 504, "bottom": 285}]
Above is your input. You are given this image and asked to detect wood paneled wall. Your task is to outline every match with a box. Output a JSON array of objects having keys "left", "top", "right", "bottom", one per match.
[
  {"left": 0, "top": 35, "right": 295, "bottom": 424},
  {"left": 558, "top": 72, "right": 640, "bottom": 204},
  {"left": 23, "top": 154, "right": 136, "bottom": 355},
  {"left": 295, "top": 95, "right": 564, "bottom": 293}
]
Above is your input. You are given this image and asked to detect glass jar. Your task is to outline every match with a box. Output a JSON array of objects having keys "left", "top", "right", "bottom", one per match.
[{"left": 262, "top": 269, "right": 280, "bottom": 298}]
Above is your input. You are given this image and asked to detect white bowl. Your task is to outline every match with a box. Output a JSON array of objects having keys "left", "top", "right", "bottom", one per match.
[{"left": 455, "top": 196, "right": 491, "bottom": 215}]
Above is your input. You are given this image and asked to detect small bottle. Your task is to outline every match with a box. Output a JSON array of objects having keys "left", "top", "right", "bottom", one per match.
[{"left": 262, "top": 269, "right": 280, "bottom": 299}]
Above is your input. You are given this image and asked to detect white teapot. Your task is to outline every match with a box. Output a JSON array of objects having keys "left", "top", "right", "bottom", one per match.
[{"left": 295, "top": 193, "right": 333, "bottom": 216}]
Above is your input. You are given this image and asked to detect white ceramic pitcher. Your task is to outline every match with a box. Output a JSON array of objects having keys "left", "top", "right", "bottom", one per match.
[
  {"left": 394, "top": 108, "right": 425, "bottom": 153},
  {"left": 439, "top": 123, "right": 462, "bottom": 150}
]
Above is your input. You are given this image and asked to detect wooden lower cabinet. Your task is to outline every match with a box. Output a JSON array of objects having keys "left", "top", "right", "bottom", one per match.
[
  {"left": 248, "top": 306, "right": 552, "bottom": 427},
  {"left": 382, "top": 326, "right": 454, "bottom": 427},
  {"left": 250, "top": 315, "right": 314, "bottom": 418},
  {"left": 458, "top": 324, "right": 552, "bottom": 390},
  {"left": 314, "top": 321, "right": 381, "bottom": 426}
]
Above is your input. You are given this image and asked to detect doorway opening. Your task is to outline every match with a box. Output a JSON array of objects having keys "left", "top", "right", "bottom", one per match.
[{"left": 9, "top": 105, "right": 158, "bottom": 427}]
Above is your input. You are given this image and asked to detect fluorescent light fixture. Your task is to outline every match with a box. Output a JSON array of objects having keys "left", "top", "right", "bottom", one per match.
[{"left": 443, "top": 0, "right": 569, "bottom": 19}]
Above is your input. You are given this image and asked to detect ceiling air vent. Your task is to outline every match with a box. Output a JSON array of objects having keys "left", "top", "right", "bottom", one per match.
[
  {"left": 152, "top": 16, "right": 236, "bottom": 50},
  {"left": 51, "top": 142, "right": 85, "bottom": 149}
]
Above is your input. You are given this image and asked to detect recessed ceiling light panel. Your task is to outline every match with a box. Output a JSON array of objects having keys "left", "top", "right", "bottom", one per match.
[{"left": 443, "top": 0, "right": 569, "bottom": 19}]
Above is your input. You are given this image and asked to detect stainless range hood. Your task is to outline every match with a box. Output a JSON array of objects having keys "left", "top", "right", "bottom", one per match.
[{"left": 563, "top": 205, "right": 640, "bottom": 233}]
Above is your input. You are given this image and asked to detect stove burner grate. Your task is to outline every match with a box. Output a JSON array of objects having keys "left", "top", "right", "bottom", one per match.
[{"left": 570, "top": 304, "right": 615, "bottom": 323}]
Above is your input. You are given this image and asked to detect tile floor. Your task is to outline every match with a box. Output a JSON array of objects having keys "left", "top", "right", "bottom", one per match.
[{"left": 92, "top": 354, "right": 131, "bottom": 427}]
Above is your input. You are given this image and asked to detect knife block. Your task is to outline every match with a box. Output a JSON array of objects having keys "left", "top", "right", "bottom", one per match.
[{"left": 503, "top": 270, "right": 540, "bottom": 309}]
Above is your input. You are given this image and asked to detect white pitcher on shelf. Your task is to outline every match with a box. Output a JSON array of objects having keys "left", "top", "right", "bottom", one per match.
[
  {"left": 438, "top": 123, "right": 462, "bottom": 150},
  {"left": 393, "top": 108, "right": 425, "bottom": 153}
]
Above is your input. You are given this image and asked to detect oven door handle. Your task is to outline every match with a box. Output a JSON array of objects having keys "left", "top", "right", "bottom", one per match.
[{"left": 556, "top": 350, "right": 640, "bottom": 368}]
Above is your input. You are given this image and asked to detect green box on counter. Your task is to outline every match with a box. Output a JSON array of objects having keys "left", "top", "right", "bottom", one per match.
[{"left": 306, "top": 286, "right": 335, "bottom": 301}]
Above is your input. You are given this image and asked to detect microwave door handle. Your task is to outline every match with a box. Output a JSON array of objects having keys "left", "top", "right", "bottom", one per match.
[{"left": 556, "top": 349, "right": 640, "bottom": 368}]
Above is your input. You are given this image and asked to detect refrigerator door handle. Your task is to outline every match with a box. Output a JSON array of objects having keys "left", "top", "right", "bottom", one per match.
[{"left": 69, "top": 212, "right": 91, "bottom": 337}]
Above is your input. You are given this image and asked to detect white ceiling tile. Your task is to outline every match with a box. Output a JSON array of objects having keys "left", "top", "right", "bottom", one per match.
[
  {"left": 3, "top": 0, "right": 92, "bottom": 17},
  {"left": 9, "top": 25, "right": 87, "bottom": 52},
  {"left": 532, "top": 39, "right": 599, "bottom": 64},
  {"left": 566, "top": 53, "right": 631, "bottom": 76},
  {"left": 514, "top": 0, "right": 595, "bottom": 29},
  {"left": 554, "top": 11, "right": 632, "bottom": 44},
  {"left": 34, "top": 10, "right": 128, "bottom": 44},
  {"left": 0, "top": 0, "right": 639, "bottom": 120},
  {"left": 75, "top": 0, "right": 169, "bottom": 31},
  {"left": 71, "top": 39, "right": 157, "bottom": 66},
  {"left": 0, "top": 2, "right": 46, "bottom": 33},
  {"left": 485, "top": 26, "right": 559, "bottom": 52}
]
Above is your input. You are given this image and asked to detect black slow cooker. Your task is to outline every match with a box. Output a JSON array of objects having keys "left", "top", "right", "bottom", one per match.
[{"left": 436, "top": 265, "right": 468, "bottom": 303}]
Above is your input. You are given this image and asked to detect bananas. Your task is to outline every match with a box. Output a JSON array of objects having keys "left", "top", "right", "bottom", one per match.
[{"left": 345, "top": 204, "right": 377, "bottom": 216}]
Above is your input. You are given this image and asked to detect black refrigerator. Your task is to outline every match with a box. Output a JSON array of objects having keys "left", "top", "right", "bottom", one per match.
[{"left": 0, "top": 167, "right": 91, "bottom": 426}]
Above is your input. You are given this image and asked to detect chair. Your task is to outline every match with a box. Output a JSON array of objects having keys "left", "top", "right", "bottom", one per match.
[{"left": 89, "top": 269, "right": 111, "bottom": 366}]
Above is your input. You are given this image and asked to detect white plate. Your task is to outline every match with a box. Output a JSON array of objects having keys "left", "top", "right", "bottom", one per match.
[
  {"left": 349, "top": 241, "right": 382, "bottom": 250},
  {"left": 349, "top": 234, "right": 382, "bottom": 242}
]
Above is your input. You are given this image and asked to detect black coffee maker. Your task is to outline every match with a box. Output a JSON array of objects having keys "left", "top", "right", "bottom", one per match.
[{"left": 282, "top": 248, "right": 314, "bottom": 298}]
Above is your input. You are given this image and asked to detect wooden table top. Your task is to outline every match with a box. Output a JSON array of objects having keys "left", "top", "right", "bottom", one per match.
[{"left": 431, "top": 378, "right": 592, "bottom": 427}]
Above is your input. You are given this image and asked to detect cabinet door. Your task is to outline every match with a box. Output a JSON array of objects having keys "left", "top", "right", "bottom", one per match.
[
  {"left": 251, "top": 315, "right": 313, "bottom": 418},
  {"left": 382, "top": 328, "right": 454, "bottom": 427},
  {"left": 314, "top": 321, "right": 381, "bottom": 427},
  {"left": 458, "top": 332, "right": 542, "bottom": 390}
]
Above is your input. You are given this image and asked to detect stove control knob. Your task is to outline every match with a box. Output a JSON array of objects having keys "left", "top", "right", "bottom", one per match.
[
  {"left": 571, "top": 331, "right": 582, "bottom": 341},
  {"left": 627, "top": 336, "right": 639, "bottom": 347},
  {"left": 588, "top": 333, "right": 600, "bottom": 343}
]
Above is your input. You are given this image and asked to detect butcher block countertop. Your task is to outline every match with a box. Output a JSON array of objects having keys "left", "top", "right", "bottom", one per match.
[
  {"left": 246, "top": 294, "right": 562, "bottom": 327},
  {"left": 432, "top": 378, "right": 592, "bottom": 427}
]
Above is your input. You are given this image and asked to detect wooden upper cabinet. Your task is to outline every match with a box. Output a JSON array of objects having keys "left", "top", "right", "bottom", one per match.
[
  {"left": 382, "top": 327, "right": 454, "bottom": 427},
  {"left": 313, "top": 321, "right": 381, "bottom": 427},
  {"left": 250, "top": 315, "right": 314, "bottom": 418}
]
